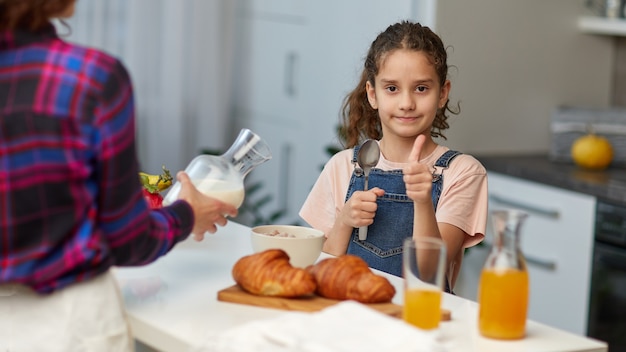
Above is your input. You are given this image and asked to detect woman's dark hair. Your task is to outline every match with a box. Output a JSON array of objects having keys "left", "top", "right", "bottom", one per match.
[
  {"left": 0, "top": 0, "right": 75, "bottom": 31},
  {"left": 341, "top": 21, "right": 459, "bottom": 148}
]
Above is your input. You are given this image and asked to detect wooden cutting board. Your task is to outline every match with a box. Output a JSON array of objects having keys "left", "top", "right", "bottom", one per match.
[{"left": 217, "top": 285, "right": 451, "bottom": 321}]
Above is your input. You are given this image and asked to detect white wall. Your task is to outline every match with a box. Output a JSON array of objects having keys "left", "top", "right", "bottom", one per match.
[{"left": 433, "top": 0, "right": 614, "bottom": 155}]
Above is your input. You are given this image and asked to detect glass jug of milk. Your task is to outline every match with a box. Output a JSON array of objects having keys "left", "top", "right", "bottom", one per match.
[{"left": 162, "top": 128, "right": 272, "bottom": 208}]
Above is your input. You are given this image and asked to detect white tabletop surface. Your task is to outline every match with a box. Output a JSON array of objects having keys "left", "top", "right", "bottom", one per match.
[{"left": 113, "top": 221, "right": 607, "bottom": 352}]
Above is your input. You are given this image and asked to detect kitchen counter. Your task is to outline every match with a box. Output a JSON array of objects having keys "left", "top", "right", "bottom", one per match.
[
  {"left": 113, "top": 221, "right": 607, "bottom": 352},
  {"left": 476, "top": 154, "right": 626, "bottom": 204}
]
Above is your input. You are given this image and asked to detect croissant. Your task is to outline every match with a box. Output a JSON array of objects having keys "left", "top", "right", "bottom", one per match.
[
  {"left": 232, "top": 249, "right": 317, "bottom": 298},
  {"left": 306, "top": 255, "right": 396, "bottom": 303}
]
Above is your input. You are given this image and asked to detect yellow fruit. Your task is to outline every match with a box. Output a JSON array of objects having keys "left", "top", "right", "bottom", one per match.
[
  {"left": 139, "top": 165, "right": 173, "bottom": 193},
  {"left": 139, "top": 174, "right": 172, "bottom": 192},
  {"left": 571, "top": 134, "right": 613, "bottom": 170},
  {"left": 139, "top": 173, "right": 162, "bottom": 187}
]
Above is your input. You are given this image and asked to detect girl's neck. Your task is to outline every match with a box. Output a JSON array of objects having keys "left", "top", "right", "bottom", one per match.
[{"left": 379, "top": 135, "right": 437, "bottom": 163}]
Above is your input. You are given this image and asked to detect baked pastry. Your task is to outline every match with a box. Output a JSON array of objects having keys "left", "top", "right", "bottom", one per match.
[
  {"left": 232, "top": 249, "right": 317, "bottom": 297},
  {"left": 307, "top": 255, "right": 396, "bottom": 303}
]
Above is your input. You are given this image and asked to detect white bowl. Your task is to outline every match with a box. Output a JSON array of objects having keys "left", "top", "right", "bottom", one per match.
[{"left": 250, "top": 225, "right": 324, "bottom": 268}]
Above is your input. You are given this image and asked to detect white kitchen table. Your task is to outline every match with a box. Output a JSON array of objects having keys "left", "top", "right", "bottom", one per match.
[{"left": 113, "top": 221, "right": 607, "bottom": 352}]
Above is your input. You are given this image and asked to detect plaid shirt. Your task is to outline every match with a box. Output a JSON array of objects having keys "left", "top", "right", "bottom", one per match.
[{"left": 0, "top": 24, "right": 193, "bottom": 294}]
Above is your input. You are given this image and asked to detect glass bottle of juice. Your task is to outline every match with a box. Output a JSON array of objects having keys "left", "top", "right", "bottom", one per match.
[
  {"left": 477, "top": 209, "right": 529, "bottom": 340},
  {"left": 162, "top": 129, "right": 272, "bottom": 208}
]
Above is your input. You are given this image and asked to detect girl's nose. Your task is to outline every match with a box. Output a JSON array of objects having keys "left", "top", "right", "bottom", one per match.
[{"left": 399, "top": 92, "right": 415, "bottom": 111}]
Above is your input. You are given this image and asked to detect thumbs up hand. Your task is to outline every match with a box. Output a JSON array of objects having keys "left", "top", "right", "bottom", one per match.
[{"left": 403, "top": 135, "right": 433, "bottom": 205}]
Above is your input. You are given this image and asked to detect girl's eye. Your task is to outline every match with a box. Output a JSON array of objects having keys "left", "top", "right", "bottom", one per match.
[
  {"left": 416, "top": 86, "right": 428, "bottom": 92},
  {"left": 385, "top": 86, "right": 398, "bottom": 93}
]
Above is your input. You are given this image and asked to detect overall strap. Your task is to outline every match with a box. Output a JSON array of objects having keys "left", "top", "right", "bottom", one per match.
[
  {"left": 351, "top": 145, "right": 365, "bottom": 177},
  {"left": 434, "top": 150, "right": 463, "bottom": 168},
  {"left": 431, "top": 150, "right": 463, "bottom": 210},
  {"left": 352, "top": 145, "right": 361, "bottom": 164},
  {"left": 432, "top": 150, "right": 462, "bottom": 181}
]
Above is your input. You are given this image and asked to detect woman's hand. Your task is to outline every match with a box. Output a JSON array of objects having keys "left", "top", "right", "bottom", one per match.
[
  {"left": 403, "top": 135, "right": 433, "bottom": 204},
  {"left": 339, "top": 187, "right": 385, "bottom": 228},
  {"left": 175, "top": 171, "right": 238, "bottom": 241}
]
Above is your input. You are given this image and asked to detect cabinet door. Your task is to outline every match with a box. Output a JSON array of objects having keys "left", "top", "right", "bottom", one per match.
[
  {"left": 241, "top": 119, "right": 306, "bottom": 225},
  {"left": 232, "top": 2, "right": 313, "bottom": 225},
  {"left": 234, "top": 16, "right": 307, "bottom": 124},
  {"left": 486, "top": 172, "right": 596, "bottom": 335}
]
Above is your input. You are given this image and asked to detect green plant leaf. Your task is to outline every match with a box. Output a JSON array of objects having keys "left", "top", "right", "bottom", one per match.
[
  {"left": 269, "top": 210, "right": 286, "bottom": 222},
  {"left": 244, "top": 182, "right": 263, "bottom": 195},
  {"left": 250, "top": 195, "right": 272, "bottom": 211}
]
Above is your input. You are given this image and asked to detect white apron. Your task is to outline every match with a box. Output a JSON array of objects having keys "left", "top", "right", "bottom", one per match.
[{"left": 0, "top": 270, "right": 133, "bottom": 352}]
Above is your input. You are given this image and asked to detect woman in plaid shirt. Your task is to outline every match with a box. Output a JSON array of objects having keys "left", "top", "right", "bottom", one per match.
[{"left": 0, "top": 1, "right": 237, "bottom": 350}]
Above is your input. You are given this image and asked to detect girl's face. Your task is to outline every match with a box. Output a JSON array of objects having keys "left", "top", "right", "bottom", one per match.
[{"left": 366, "top": 49, "right": 450, "bottom": 144}]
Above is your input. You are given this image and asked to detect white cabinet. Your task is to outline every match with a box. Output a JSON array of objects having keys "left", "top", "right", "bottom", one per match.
[
  {"left": 241, "top": 118, "right": 304, "bottom": 225},
  {"left": 232, "top": 1, "right": 312, "bottom": 224},
  {"left": 234, "top": 10, "right": 307, "bottom": 123},
  {"left": 456, "top": 172, "right": 596, "bottom": 336}
]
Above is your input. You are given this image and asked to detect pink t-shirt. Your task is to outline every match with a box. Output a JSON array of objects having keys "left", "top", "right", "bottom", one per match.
[{"left": 299, "top": 144, "right": 488, "bottom": 248}]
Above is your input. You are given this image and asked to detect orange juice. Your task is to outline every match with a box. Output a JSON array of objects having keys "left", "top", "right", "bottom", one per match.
[
  {"left": 478, "top": 268, "right": 529, "bottom": 339},
  {"left": 403, "top": 288, "right": 442, "bottom": 330}
]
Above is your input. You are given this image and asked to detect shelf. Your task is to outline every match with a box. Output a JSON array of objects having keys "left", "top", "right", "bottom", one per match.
[{"left": 578, "top": 16, "right": 626, "bottom": 36}]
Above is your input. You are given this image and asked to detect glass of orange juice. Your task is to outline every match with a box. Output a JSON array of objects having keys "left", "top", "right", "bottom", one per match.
[{"left": 402, "top": 237, "right": 447, "bottom": 330}]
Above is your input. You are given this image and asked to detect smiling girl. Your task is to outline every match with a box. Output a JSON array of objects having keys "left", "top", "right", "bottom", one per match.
[{"left": 300, "top": 21, "right": 488, "bottom": 291}]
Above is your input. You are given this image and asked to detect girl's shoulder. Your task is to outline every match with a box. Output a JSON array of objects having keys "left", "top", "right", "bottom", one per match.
[
  {"left": 324, "top": 148, "right": 356, "bottom": 170},
  {"left": 428, "top": 146, "right": 484, "bottom": 173},
  {"left": 318, "top": 149, "right": 356, "bottom": 188},
  {"left": 441, "top": 149, "right": 487, "bottom": 177}
]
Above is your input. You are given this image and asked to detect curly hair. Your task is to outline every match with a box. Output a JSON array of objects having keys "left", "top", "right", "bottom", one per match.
[
  {"left": 341, "top": 21, "right": 459, "bottom": 148},
  {"left": 0, "top": 0, "right": 75, "bottom": 31}
]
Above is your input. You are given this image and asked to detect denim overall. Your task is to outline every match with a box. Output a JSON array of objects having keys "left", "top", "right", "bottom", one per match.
[{"left": 345, "top": 146, "right": 462, "bottom": 293}]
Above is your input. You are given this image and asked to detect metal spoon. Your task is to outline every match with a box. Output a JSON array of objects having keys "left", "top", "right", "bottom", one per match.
[{"left": 356, "top": 139, "right": 380, "bottom": 241}]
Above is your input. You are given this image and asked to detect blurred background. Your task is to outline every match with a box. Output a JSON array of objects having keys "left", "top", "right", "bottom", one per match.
[{"left": 61, "top": 0, "right": 623, "bottom": 225}]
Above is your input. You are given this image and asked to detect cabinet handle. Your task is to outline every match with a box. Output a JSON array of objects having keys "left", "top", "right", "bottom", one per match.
[
  {"left": 278, "top": 143, "right": 292, "bottom": 210},
  {"left": 525, "top": 254, "right": 557, "bottom": 271},
  {"left": 489, "top": 194, "right": 560, "bottom": 219},
  {"left": 284, "top": 51, "right": 298, "bottom": 97}
]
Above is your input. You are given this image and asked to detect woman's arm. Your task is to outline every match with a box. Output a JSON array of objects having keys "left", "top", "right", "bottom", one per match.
[{"left": 96, "top": 59, "right": 193, "bottom": 265}]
